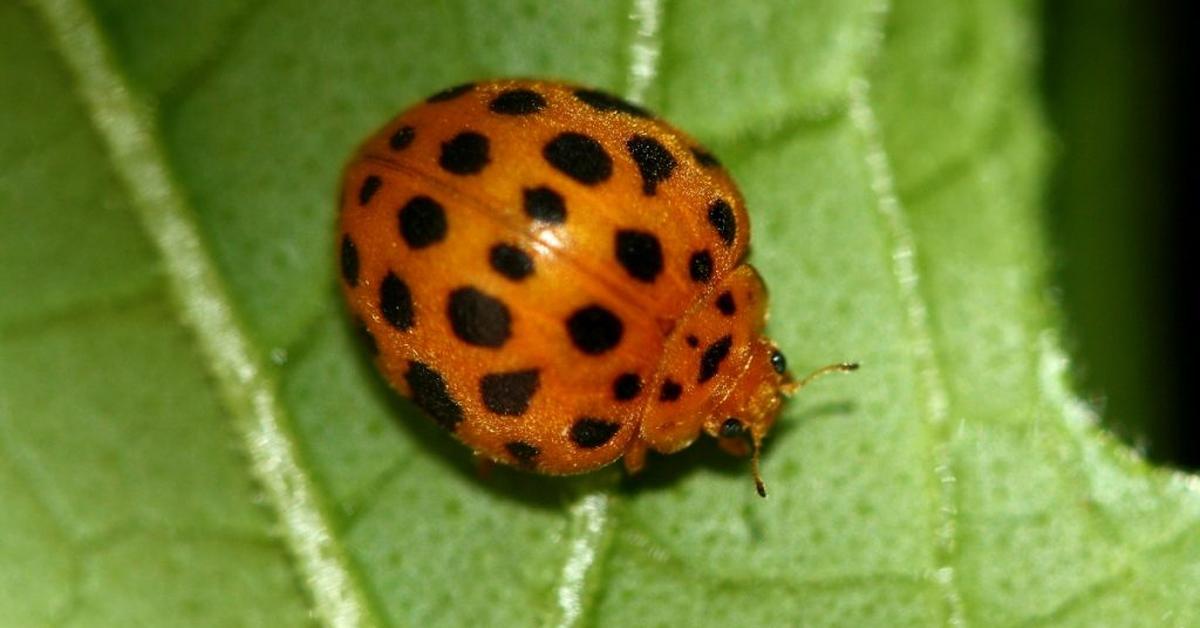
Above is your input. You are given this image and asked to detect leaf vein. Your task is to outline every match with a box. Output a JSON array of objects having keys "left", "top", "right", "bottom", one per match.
[
  {"left": 26, "top": 1, "right": 381, "bottom": 626},
  {"left": 624, "top": 0, "right": 664, "bottom": 104},
  {"left": 543, "top": 9, "right": 666, "bottom": 624},
  {"left": 547, "top": 490, "right": 616, "bottom": 628},
  {"left": 847, "top": 76, "right": 966, "bottom": 626}
]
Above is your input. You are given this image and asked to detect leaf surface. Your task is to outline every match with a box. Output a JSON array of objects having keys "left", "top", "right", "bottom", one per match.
[{"left": 2, "top": 1, "right": 1197, "bottom": 626}]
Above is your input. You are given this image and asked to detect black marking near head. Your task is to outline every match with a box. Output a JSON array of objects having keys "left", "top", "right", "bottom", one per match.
[
  {"left": 505, "top": 441, "right": 540, "bottom": 465},
  {"left": 688, "top": 250, "right": 713, "bottom": 283},
  {"left": 523, "top": 186, "right": 567, "bottom": 224},
  {"left": 626, "top": 135, "right": 677, "bottom": 195},
  {"left": 379, "top": 272, "right": 414, "bottom": 330},
  {"left": 389, "top": 126, "right": 415, "bottom": 150},
  {"left": 427, "top": 82, "right": 475, "bottom": 102},
  {"left": 439, "top": 131, "right": 490, "bottom": 175},
  {"left": 716, "top": 291, "right": 736, "bottom": 316},
  {"left": 570, "top": 417, "right": 621, "bottom": 449},
  {"left": 566, "top": 305, "right": 624, "bottom": 355},
  {"left": 771, "top": 349, "right": 788, "bottom": 375},
  {"left": 399, "top": 195, "right": 448, "bottom": 249},
  {"left": 659, "top": 379, "right": 683, "bottom": 402},
  {"left": 340, "top": 235, "right": 359, "bottom": 287},
  {"left": 707, "top": 199, "right": 736, "bottom": 246},
  {"left": 405, "top": 361, "right": 464, "bottom": 431},
  {"left": 359, "top": 175, "right": 382, "bottom": 205},
  {"left": 720, "top": 417, "right": 744, "bottom": 438},
  {"left": 489, "top": 243, "right": 534, "bottom": 281},
  {"left": 543, "top": 132, "right": 613, "bottom": 185},
  {"left": 698, "top": 335, "right": 733, "bottom": 383},
  {"left": 685, "top": 334, "right": 700, "bottom": 348},
  {"left": 572, "top": 88, "right": 652, "bottom": 118},
  {"left": 489, "top": 88, "right": 547, "bottom": 115},
  {"left": 691, "top": 147, "right": 721, "bottom": 168},
  {"left": 447, "top": 286, "right": 512, "bottom": 348},
  {"left": 480, "top": 369, "right": 540, "bottom": 416},
  {"left": 612, "top": 373, "right": 642, "bottom": 401},
  {"left": 615, "top": 229, "right": 663, "bottom": 283}
]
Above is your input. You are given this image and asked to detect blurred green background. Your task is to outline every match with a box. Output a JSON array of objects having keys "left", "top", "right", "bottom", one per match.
[{"left": 1044, "top": 0, "right": 1194, "bottom": 468}]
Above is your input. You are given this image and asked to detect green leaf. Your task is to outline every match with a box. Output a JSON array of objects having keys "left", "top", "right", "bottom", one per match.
[{"left": 2, "top": 1, "right": 1196, "bottom": 626}]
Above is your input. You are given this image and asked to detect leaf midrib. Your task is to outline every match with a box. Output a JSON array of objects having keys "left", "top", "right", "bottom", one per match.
[{"left": 27, "top": 0, "right": 381, "bottom": 626}]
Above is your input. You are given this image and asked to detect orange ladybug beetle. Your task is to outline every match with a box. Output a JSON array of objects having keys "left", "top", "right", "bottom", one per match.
[{"left": 338, "top": 79, "right": 855, "bottom": 496}]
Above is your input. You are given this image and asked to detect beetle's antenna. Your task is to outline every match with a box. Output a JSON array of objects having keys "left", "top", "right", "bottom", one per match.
[
  {"left": 781, "top": 362, "right": 860, "bottom": 396},
  {"left": 757, "top": 361, "right": 858, "bottom": 496},
  {"left": 750, "top": 432, "right": 768, "bottom": 498}
]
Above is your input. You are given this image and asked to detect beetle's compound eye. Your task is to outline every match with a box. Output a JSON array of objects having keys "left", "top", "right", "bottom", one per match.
[
  {"left": 770, "top": 349, "right": 787, "bottom": 375},
  {"left": 720, "top": 417, "right": 745, "bottom": 438}
]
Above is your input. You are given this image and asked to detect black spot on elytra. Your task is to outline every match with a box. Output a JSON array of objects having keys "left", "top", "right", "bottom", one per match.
[
  {"left": 698, "top": 335, "right": 733, "bottom": 383},
  {"left": 379, "top": 272, "right": 414, "bottom": 330},
  {"left": 573, "top": 88, "right": 652, "bottom": 118},
  {"left": 489, "top": 243, "right": 534, "bottom": 281},
  {"left": 399, "top": 195, "right": 448, "bottom": 249},
  {"left": 427, "top": 82, "right": 475, "bottom": 102},
  {"left": 543, "top": 132, "right": 612, "bottom": 185},
  {"left": 612, "top": 373, "right": 642, "bottom": 401},
  {"left": 685, "top": 334, "right": 700, "bottom": 348},
  {"left": 439, "top": 131, "right": 490, "bottom": 175},
  {"left": 691, "top": 147, "right": 720, "bottom": 168},
  {"left": 566, "top": 305, "right": 624, "bottom": 355},
  {"left": 627, "top": 135, "right": 677, "bottom": 196},
  {"left": 688, "top": 250, "right": 713, "bottom": 283},
  {"left": 405, "top": 361, "right": 463, "bottom": 431},
  {"left": 489, "top": 89, "right": 547, "bottom": 115},
  {"left": 716, "top": 291, "right": 736, "bottom": 316},
  {"left": 447, "top": 287, "right": 512, "bottom": 348},
  {"left": 570, "top": 417, "right": 621, "bottom": 448},
  {"left": 480, "top": 369, "right": 540, "bottom": 416},
  {"left": 615, "top": 230, "right": 663, "bottom": 283},
  {"left": 389, "top": 126, "right": 415, "bottom": 150},
  {"left": 359, "top": 175, "right": 382, "bottom": 205},
  {"left": 340, "top": 235, "right": 359, "bottom": 287},
  {"left": 505, "top": 441, "right": 540, "bottom": 465},
  {"left": 659, "top": 379, "right": 683, "bottom": 402},
  {"left": 523, "top": 186, "right": 567, "bottom": 224},
  {"left": 707, "top": 199, "right": 736, "bottom": 246}
]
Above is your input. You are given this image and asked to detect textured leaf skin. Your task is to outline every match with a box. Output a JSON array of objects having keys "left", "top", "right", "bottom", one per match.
[{"left": 2, "top": 1, "right": 1197, "bottom": 627}]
